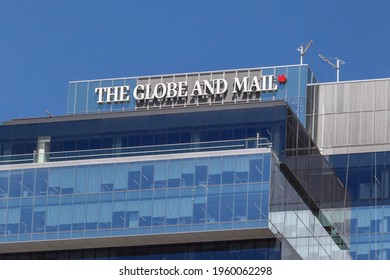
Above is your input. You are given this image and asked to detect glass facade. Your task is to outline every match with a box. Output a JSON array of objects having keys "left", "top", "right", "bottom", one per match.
[
  {"left": 67, "top": 78, "right": 137, "bottom": 114},
  {"left": 261, "top": 65, "right": 310, "bottom": 124},
  {"left": 0, "top": 101, "right": 351, "bottom": 259},
  {"left": 329, "top": 152, "right": 390, "bottom": 206},
  {"left": 0, "top": 152, "right": 270, "bottom": 243},
  {"left": 329, "top": 152, "right": 390, "bottom": 259},
  {"left": 306, "top": 78, "right": 390, "bottom": 260},
  {"left": 270, "top": 162, "right": 350, "bottom": 260},
  {"left": 0, "top": 65, "right": 353, "bottom": 260},
  {"left": 0, "top": 105, "right": 287, "bottom": 163}
]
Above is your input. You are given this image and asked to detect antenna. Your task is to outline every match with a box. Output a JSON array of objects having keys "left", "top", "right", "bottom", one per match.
[
  {"left": 46, "top": 109, "right": 52, "bottom": 118},
  {"left": 318, "top": 54, "right": 345, "bottom": 82},
  {"left": 297, "top": 40, "right": 313, "bottom": 65}
]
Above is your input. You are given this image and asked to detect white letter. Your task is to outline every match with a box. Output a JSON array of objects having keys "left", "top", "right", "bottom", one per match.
[
  {"left": 261, "top": 75, "right": 277, "bottom": 91},
  {"left": 177, "top": 81, "right": 188, "bottom": 98},
  {"left": 144, "top": 84, "right": 153, "bottom": 100},
  {"left": 213, "top": 79, "right": 228, "bottom": 95},
  {"left": 191, "top": 81, "right": 203, "bottom": 96},
  {"left": 133, "top": 85, "right": 145, "bottom": 102},
  {"left": 95, "top": 87, "right": 105, "bottom": 104},
  {"left": 203, "top": 80, "right": 214, "bottom": 95},
  {"left": 249, "top": 76, "right": 261, "bottom": 92},
  {"left": 119, "top": 86, "right": 130, "bottom": 102},
  {"left": 105, "top": 87, "right": 120, "bottom": 103},
  {"left": 166, "top": 82, "right": 178, "bottom": 98},
  {"left": 153, "top": 83, "right": 167, "bottom": 100},
  {"left": 232, "top": 77, "right": 248, "bottom": 94}
]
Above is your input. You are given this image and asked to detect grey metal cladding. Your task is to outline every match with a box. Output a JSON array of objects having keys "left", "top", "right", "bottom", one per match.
[{"left": 307, "top": 79, "right": 390, "bottom": 155}]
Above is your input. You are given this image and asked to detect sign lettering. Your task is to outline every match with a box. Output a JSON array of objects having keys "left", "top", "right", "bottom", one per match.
[{"left": 95, "top": 75, "right": 278, "bottom": 105}]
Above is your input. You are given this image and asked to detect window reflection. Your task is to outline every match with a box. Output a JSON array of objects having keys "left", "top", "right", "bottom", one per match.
[{"left": 0, "top": 153, "right": 271, "bottom": 243}]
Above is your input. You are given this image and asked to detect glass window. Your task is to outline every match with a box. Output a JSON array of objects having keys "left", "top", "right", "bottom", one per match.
[
  {"left": 154, "top": 161, "right": 168, "bottom": 188},
  {"left": 112, "top": 211, "right": 126, "bottom": 229},
  {"left": 76, "top": 137, "right": 89, "bottom": 151},
  {"left": 182, "top": 159, "right": 194, "bottom": 187},
  {"left": 263, "top": 154, "right": 271, "bottom": 181},
  {"left": 102, "top": 164, "right": 114, "bottom": 192},
  {"left": 141, "top": 163, "right": 154, "bottom": 189},
  {"left": 114, "top": 163, "right": 128, "bottom": 190},
  {"left": 126, "top": 192, "right": 139, "bottom": 228},
  {"left": 0, "top": 200, "right": 7, "bottom": 233},
  {"left": 152, "top": 199, "right": 166, "bottom": 226},
  {"left": 46, "top": 205, "right": 59, "bottom": 232},
  {"left": 0, "top": 171, "right": 9, "bottom": 198},
  {"left": 67, "top": 83, "right": 76, "bottom": 114},
  {"left": 141, "top": 130, "right": 154, "bottom": 146},
  {"left": 233, "top": 185, "right": 248, "bottom": 222},
  {"left": 249, "top": 155, "right": 263, "bottom": 182},
  {"left": 193, "top": 187, "right": 206, "bottom": 224},
  {"left": 233, "top": 125, "right": 246, "bottom": 140},
  {"left": 87, "top": 81, "right": 100, "bottom": 114},
  {"left": 222, "top": 156, "right": 235, "bottom": 184},
  {"left": 48, "top": 167, "right": 61, "bottom": 195},
  {"left": 86, "top": 203, "right": 99, "bottom": 230},
  {"left": 62, "top": 167, "right": 75, "bottom": 194},
  {"left": 59, "top": 204, "right": 72, "bottom": 231},
  {"left": 99, "top": 203, "right": 112, "bottom": 229},
  {"left": 168, "top": 160, "right": 181, "bottom": 188},
  {"left": 179, "top": 189, "right": 193, "bottom": 225},
  {"left": 208, "top": 157, "right": 221, "bottom": 185},
  {"left": 207, "top": 125, "right": 219, "bottom": 141},
  {"left": 207, "top": 186, "right": 221, "bottom": 223},
  {"left": 228, "top": 242, "right": 241, "bottom": 260},
  {"left": 153, "top": 129, "right": 167, "bottom": 145},
  {"left": 139, "top": 201, "right": 152, "bottom": 227},
  {"left": 220, "top": 186, "right": 234, "bottom": 222},
  {"left": 88, "top": 165, "right": 101, "bottom": 193},
  {"left": 166, "top": 198, "right": 180, "bottom": 224},
  {"left": 236, "top": 155, "right": 249, "bottom": 183},
  {"left": 112, "top": 200, "right": 126, "bottom": 229},
  {"left": 220, "top": 124, "right": 233, "bottom": 140},
  {"left": 72, "top": 204, "right": 86, "bottom": 230},
  {"left": 89, "top": 136, "right": 102, "bottom": 150},
  {"left": 248, "top": 185, "right": 261, "bottom": 221},
  {"left": 22, "top": 169, "right": 35, "bottom": 197},
  {"left": 195, "top": 158, "right": 208, "bottom": 187},
  {"left": 9, "top": 170, "right": 22, "bottom": 197},
  {"left": 128, "top": 132, "right": 141, "bottom": 147},
  {"left": 75, "top": 166, "right": 88, "bottom": 194},
  {"left": 7, "top": 207, "right": 21, "bottom": 234},
  {"left": 63, "top": 138, "right": 76, "bottom": 151},
  {"left": 75, "top": 82, "right": 88, "bottom": 114},
  {"left": 102, "top": 135, "right": 113, "bottom": 149},
  {"left": 35, "top": 169, "right": 48, "bottom": 196},
  {"left": 261, "top": 184, "right": 269, "bottom": 220},
  {"left": 166, "top": 128, "right": 179, "bottom": 144},
  {"left": 139, "top": 190, "right": 152, "bottom": 227},
  {"left": 128, "top": 162, "right": 141, "bottom": 190}
]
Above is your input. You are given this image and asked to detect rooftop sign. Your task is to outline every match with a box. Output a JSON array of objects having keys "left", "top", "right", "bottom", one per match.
[
  {"left": 95, "top": 74, "right": 278, "bottom": 105},
  {"left": 68, "top": 65, "right": 311, "bottom": 119}
]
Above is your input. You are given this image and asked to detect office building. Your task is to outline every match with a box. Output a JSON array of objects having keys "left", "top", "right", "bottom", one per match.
[{"left": 1, "top": 64, "right": 385, "bottom": 259}]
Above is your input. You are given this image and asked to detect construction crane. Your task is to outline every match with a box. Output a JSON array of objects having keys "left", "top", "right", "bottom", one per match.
[
  {"left": 318, "top": 54, "right": 345, "bottom": 82},
  {"left": 297, "top": 40, "right": 313, "bottom": 65}
]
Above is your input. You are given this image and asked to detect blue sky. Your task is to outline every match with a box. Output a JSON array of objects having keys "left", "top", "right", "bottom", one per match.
[{"left": 1, "top": 0, "right": 389, "bottom": 122}]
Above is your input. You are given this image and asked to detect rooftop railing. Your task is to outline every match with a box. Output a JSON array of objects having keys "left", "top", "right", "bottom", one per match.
[{"left": 0, "top": 137, "right": 272, "bottom": 165}]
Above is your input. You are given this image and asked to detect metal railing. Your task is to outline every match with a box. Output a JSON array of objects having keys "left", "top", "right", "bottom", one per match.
[{"left": 0, "top": 137, "right": 272, "bottom": 165}]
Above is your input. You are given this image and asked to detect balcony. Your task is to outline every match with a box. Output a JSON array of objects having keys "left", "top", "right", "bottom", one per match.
[{"left": 0, "top": 137, "right": 272, "bottom": 165}]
